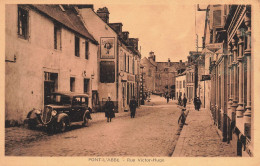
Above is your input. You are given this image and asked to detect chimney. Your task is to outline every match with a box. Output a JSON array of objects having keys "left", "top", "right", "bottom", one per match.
[
  {"left": 122, "top": 31, "right": 129, "bottom": 42},
  {"left": 149, "top": 51, "right": 156, "bottom": 62},
  {"left": 129, "top": 38, "right": 139, "bottom": 50},
  {"left": 96, "top": 7, "right": 110, "bottom": 23},
  {"left": 108, "top": 23, "right": 123, "bottom": 36}
]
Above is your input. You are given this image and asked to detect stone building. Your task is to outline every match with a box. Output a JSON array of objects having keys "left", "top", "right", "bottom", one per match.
[
  {"left": 140, "top": 52, "right": 185, "bottom": 97},
  {"left": 5, "top": 5, "right": 99, "bottom": 124},
  {"left": 203, "top": 5, "right": 252, "bottom": 156},
  {"left": 156, "top": 59, "right": 184, "bottom": 98},
  {"left": 77, "top": 6, "right": 141, "bottom": 112},
  {"left": 140, "top": 52, "right": 157, "bottom": 93}
]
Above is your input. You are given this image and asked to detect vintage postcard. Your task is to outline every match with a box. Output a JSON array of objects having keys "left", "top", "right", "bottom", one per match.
[{"left": 1, "top": 0, "right": 260, "bottom": 165}]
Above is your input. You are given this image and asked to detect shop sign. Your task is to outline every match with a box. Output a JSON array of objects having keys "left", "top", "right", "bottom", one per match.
[{"left": 201, "top": 75, "right": 211, "bottom": 81}]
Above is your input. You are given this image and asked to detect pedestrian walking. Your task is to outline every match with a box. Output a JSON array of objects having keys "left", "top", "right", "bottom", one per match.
[
  {"left": 196, "top": 97, "right": 202, "bottom": 111},
  {"left": 129, "top": 96, "right": 138, "bottom": 118},
  {"left": 183, "top": 95, "right": 187, "bottom": 108},
  {"left": 178, "top": 95, "right": 182, "bottom": 105},
  {"left": 104, "top": 96, "right": 115, "bottom": 122}
]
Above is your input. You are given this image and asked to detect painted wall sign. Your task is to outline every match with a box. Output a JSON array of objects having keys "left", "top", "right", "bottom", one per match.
[
  {"left": 127, "top": 75, "right": 135, "bottom": 82},
  {"left": 100, "top": 37, "right": 115, "bottom": 59}
]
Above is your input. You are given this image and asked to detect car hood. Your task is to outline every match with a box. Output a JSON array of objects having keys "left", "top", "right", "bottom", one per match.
[{"left": 45, "top": 104, "right": 71, "bottom": 109}]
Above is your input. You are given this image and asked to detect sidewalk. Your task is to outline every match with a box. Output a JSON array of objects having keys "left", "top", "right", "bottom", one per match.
[{"left": 172, "top": 106, "right": 237, "bottom": 157}]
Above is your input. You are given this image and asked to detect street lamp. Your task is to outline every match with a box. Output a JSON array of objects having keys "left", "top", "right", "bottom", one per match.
[{"left": 140, "top": 65, "right": 145, "bottom": 105}]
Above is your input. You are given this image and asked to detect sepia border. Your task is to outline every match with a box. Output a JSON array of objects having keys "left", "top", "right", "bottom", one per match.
[{"left": 1, "top": 0, "right": 260, "bottom": 166}]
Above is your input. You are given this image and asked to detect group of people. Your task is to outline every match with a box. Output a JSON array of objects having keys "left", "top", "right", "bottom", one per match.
[
  {"left": 165, "top": 93, "right": 174, "bottom": 103},
  {"left": 104, "top": 96, "right": 138, "bottom": 122},
  {"left": 178, "top": 95, "right": 187, "bottom": 108},
  {"left": 178, "top": 95, "right": 201, "bottom": 111},
  {"left": 104, "top": 94, "right": 202, "bottom": 123}
]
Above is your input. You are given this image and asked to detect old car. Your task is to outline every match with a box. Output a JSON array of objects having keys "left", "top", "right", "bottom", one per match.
[{"left": 26, "top": 92, "right": 92, "bottom": 133}]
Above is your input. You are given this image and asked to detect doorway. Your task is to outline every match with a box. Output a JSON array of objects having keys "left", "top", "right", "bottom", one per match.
[{"left": 44, "top": 72, "right": 58, "bottom": 105}]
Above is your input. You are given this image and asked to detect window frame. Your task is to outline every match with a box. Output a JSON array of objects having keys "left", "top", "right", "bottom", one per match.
[
  {"left": 70, "top": 77, "right": 75, "bottom": 92},
  {"left": 75, "top": 36, "right": 80, "bottom": 57}
]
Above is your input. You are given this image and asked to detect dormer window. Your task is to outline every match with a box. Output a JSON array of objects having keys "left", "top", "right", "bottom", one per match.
[{"left": 18, "top": 6, "right": 29, "bottom": 39}]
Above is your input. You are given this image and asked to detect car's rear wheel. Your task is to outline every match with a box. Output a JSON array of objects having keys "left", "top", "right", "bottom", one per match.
[
  {"left": 59, "top": 118, "right": 68, "bottom": 132},
  {"left": 82, "top": 115, "right": 89, "bottom": 127}
]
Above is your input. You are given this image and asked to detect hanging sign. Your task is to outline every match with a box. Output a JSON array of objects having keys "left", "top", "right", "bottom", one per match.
[
  {"left": 100, "top": 37, "right": 115, "bottom": 59},
  {"left": 205, "top": 43, "right": 223, "bottom": 53}
]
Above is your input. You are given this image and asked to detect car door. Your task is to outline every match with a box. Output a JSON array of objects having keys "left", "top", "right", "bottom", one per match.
[{"left": 71, "top": 96, "right": 82, "bottom": 122}]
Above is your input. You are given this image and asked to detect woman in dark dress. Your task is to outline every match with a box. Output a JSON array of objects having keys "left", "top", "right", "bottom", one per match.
[
  {"left": 105, "top": 96, "right": 115, "bottom": 122},
  {"left": 129, "top": 96, "right": 138, "bottom": 118}
]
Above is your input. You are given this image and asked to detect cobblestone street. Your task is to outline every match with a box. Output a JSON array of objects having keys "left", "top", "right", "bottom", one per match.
[{"left": 5, "top": 95, "right": 182, "bottom": 156}]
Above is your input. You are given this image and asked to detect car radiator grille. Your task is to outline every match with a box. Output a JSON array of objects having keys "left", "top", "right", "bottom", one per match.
[{"left": 42, "top": 106, "right": 52, "bottom": 124}]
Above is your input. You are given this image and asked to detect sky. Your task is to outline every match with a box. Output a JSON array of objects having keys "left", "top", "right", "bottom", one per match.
[{"left": 93, "top": 2, "right": 207, "bottom": 62}]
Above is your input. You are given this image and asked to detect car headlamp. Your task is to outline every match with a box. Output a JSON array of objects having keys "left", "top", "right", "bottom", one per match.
[
  {"left": 35, "top": 109, "right": 41, "bottom": 115},
  {"left": 51, "top": 110, "right": 57, "bottom": 116}
]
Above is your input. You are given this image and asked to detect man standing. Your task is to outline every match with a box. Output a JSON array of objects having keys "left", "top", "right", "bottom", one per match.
[
  {"left": 183, "top": 95, "right": 187, "bottom": 108},
  {"left": 105, "top": 96, "right": 115, "bottom": 122},
  {"left": 167, "top": 95, "right": 170, "bottom": 103},
  {"left": 193, "top": 97, "right": 197, "bottom": 110},
  {"left": 129, "top": 96, "right": 138, "bottom": 118}
]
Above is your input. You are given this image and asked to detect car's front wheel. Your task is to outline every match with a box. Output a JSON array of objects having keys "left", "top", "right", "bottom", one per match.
[{"left": 28, "top": 119, "right": 37, "bottom": 130}]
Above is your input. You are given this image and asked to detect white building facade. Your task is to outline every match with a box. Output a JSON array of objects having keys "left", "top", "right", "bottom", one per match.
[{"left": 5, "top": 5, "right": 99, "bottom": 124}]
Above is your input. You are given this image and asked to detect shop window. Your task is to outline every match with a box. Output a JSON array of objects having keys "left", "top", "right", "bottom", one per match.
[
  {"left": 85, "top": 41, "right": 89, "bottom": 59},
  {"left": 70, "top": 77, "right": 75, "bottom": 92},
  {"left": 100, "top": 61, "right": 115, "bottom": 83},
  {"left": 75, "top": 36, "right": 80, "bottom": 57},
  {"left": 18, "top": 6, "right": 29, "bottom": 39},
  {"left": 54, "top": 24, "right": 61, "bottom": 50}
]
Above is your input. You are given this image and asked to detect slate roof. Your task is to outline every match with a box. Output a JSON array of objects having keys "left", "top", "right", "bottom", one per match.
[{"left": 30, "top": 5, "right": 98, "bottom": 44}]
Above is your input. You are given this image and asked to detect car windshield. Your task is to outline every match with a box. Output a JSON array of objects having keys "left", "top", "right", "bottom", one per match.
[{"left": 47, "top": 94, "right": 71, "bottom": 105}]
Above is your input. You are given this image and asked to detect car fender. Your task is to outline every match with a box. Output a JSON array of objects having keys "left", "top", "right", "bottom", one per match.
[
  {"left": 56, "top": 113, "right": 69, "bottom": 123},
  {"left": 27, "top": 108, "right": 41, "bottom": 119}
]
